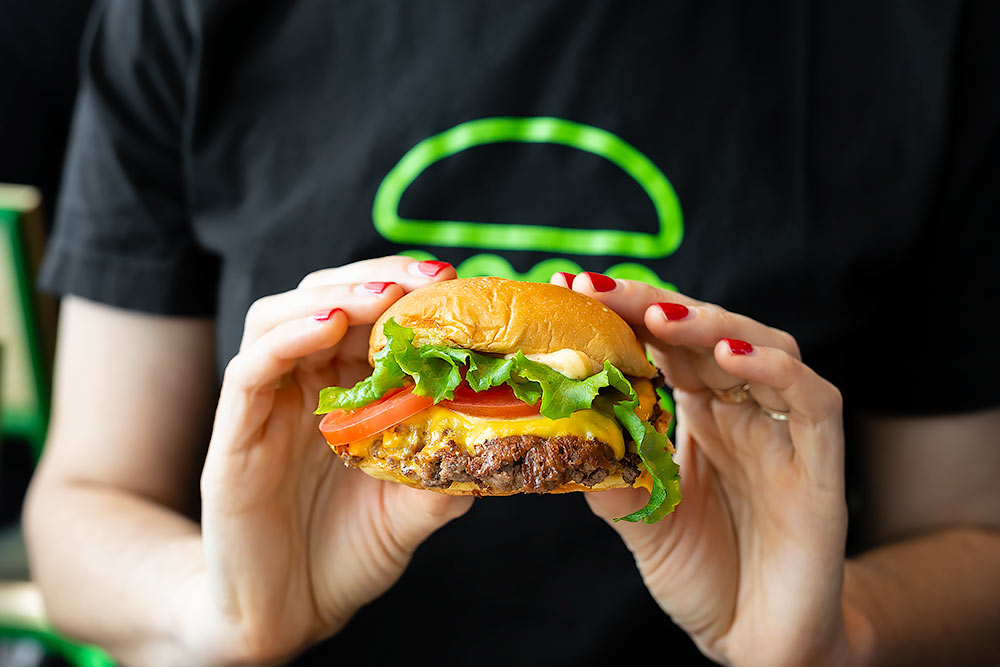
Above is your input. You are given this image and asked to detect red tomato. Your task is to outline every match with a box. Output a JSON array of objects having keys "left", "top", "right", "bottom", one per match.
[
  {"left": 319, "top": 387, "right": 434, "bottom": 446},
  {"left": 441, "top": 383, "right": 540, "bottom": 418}
]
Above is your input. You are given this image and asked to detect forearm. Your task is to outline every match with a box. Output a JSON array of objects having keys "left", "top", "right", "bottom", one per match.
[
  {"left": 24, "top": 476, "right": 207, "bottom": 666},
  {"left": 844, "top": 526, "right": 1000, "bottom": 666}
]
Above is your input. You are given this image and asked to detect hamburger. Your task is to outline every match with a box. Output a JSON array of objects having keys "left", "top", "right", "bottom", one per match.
[{"left": 315, "top": 277, "right": 681, "bottom": 522}]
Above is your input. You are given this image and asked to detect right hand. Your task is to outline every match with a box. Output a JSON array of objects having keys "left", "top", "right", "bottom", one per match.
[{"left": 183, "top": 256, "right": 471, "bottom": 665}]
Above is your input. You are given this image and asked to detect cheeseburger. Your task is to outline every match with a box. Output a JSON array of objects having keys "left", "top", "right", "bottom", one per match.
[{"left": 315, "top": 277, "right": 681, "bottom": 522}]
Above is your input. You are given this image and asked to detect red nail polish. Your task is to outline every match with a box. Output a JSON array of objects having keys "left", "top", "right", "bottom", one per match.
[
  {"left": 655, "top": 302, "right": 690, "bottom": 321},
  {"left": 416, "top": 260, "right": 451, "bottom": 277},
  {"left": 582, "top": 272, "right": 616, "bottom": 292},
  {"left": 313, "top": 308, "right": 343, "bottom": 322},
  {"left": 724, "top": 338, "right": 754, "bottom": 355},
  {"left": 555, "top": 272, "right": 576, "bottom": 284},
  {"left": 363, "top": 281, "right": 395, "bottom": 295}
]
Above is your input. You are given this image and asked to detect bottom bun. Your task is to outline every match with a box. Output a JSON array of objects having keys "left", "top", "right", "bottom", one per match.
[{"left": 352, "top": 460, "right": 653, "bottom": 496}]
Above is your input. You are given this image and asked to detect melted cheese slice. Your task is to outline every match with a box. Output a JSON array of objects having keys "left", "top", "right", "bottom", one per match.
[
  {"left": 347, "top": 378, "right": 657, "bottom": 464},
  {"left": 350, "top": 406, "right": 623, "bottom": 460}
]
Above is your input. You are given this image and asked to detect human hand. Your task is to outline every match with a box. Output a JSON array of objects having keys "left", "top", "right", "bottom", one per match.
[
  {"left": 184, "top": 256, "right": 471, "bottom": 665},
  {"left": 551, "top": 272, "right": 852, "bottom": 667}
]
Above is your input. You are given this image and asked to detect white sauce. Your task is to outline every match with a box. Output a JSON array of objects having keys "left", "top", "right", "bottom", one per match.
[{"left": 505, "top": 348, "right": 601, "bottom": 379}]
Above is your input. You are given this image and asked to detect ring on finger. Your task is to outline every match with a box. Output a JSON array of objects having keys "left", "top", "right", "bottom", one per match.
[
  {"left": 759, "top": 404, "right": 791, "bottom": 421},
  {"left": 712, "top": 382, "right": 752, "bottom": 404}
]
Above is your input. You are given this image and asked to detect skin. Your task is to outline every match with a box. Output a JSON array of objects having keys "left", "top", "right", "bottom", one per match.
[
  {"left": 25, "top": 257, "right": 472, "bottom": 665},
  {"left": 551, "top": 271, "right": 1000, "bottom": 666},
  {"left": 23, "top": 257, "right": 1000, "bottom": 665}
]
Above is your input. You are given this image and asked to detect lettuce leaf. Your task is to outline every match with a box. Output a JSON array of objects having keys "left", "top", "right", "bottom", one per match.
[
  {"left": 613, "top": 401, "right": 682, "bottom": 523},
  {"left": 315, "top": 318, "right": 681, "bottom": 521},
  {"left": 315, "top": 319, "right": 633, "bottom": 420}
]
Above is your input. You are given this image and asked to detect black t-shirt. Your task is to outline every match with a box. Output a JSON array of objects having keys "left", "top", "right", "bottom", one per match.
[{"left": 40, "top": 1, "right": 1000, "bottom": 664}]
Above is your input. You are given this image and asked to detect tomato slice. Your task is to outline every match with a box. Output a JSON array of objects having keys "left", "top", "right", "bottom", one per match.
[
  {"left": 320, "top": 383, "right": 540, "bottom": 447},
  {"left": 440, "top": 383, "right": 540, "bottom": 418},
  {"left": 319, "top": 387, "right": 433, "bottom": 446}
]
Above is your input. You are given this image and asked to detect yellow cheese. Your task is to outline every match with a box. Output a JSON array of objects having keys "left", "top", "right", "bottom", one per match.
[
  {"left": 346, "top": 376, "right": 656, "bottom": 464},
  {"left": 633, "top": 378, "right": 655, "bottom": 421},
  {"left": 350, "top": 405, "right": 625, "bottom": 460}
]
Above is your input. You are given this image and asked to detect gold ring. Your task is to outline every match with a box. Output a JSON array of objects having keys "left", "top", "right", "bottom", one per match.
[
  {"left": 712, "top": 382, "right": 752, "bottom": 404},
  {"left": 759, "top": 404, "right": 791, "bottom": 421}
]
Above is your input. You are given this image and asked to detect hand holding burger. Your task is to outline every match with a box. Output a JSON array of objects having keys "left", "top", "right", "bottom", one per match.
[
  {"left": 192, "top": 256, "right": 473, "bottom": 664},
  {"left": 552, "top": 272, "right": 860, "bottom": 667},
  {"left": 193, "top": 258, "right": 855, "bottom": 666},
  {"left": 315, "top": 277, "right": 681, "bottom": 521}
]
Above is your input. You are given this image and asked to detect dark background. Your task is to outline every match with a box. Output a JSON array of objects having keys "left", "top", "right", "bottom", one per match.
[{"left": 0, "top": 0, "right": 93, "bottom": 526}]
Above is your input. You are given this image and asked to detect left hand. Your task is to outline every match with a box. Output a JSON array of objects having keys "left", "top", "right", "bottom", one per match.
[{"left": 552, "top": 272, "right": 852, "bottom": 667}]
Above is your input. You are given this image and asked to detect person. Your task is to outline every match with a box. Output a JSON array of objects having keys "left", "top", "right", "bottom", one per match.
[{"left": 23, "top": 1, "right": 1000, "bottom": 665}]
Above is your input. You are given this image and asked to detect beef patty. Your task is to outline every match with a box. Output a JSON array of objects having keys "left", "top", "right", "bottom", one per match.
[{"left": 334, "top": 434, "right": 643, "bottom": 494}]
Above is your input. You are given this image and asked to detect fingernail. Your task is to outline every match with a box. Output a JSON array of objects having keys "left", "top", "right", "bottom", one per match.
[
  {"left": 361, "top": 281, "right": 395, "bottom": 295},
  {"left": 582, "top": 272, "right": 616, "bottom": 292},
  {"left": 555, "top": 272, "right": 576, "bottom": 284},
  {"left": 654, "top": 302, "right": 690, "bottom": 321},
  {"left": 313, "top": 308, "right": 343, "bottom": 322},
  {"left": 723, "top": 338, "right": 754, "bottom": 355},
  {"left": 414, "top": 260, "right": 451, "bottom": 277}
]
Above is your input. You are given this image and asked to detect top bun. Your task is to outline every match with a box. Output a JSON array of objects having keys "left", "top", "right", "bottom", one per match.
[{"left": 369, "top": 277, "right": 656, "bottom": 378}]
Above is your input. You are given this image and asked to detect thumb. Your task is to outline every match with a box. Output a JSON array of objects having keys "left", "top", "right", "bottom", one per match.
[
  {"left": 585, "top": 487, "right": 651, "bottom": 524},
  {"left": 585, "top": 488, "right": 676, "bottom": 556},
  {"left": 383, "top": 485, "right": 474, "bottom": 551}
]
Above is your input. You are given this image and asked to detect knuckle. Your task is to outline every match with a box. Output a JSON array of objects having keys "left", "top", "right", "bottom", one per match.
[
  {"left": 221, "top": 354, "right": 252, "bottom": 392},
  {"left": 773, "top": 328, "right": 801, "bottom": 358},
  {"left": 825, "top": 382, "right": 844, "bottom": 413},
  {"left": 297, "top": 270, "right": 323, "bottom": 288},
  {"left": 360, "top": 254, "right": 409, "bottom": 274},
  {"left": 701, "top": 303, "right": 729, "bottom": 329},
  {"left": 702, "top": 303, "right": 726, "bottom": 319},
  {"left": 243, "top": 296, "right": 271, "bottom": 332},
  {"left": 775, "top": 352, "right": 802, "bottom": 390}
]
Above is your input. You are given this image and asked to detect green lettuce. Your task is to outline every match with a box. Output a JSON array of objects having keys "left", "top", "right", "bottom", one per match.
[
  {"left": 315, "top": 319, "right": 681, "bottom": 521},
  {"left": 612, "top": 400, "right": 682, "bottom": 523}
]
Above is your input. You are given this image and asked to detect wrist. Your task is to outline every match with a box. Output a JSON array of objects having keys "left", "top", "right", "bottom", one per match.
[
  {"left": 808, "top": 599, "right": 876, "bottom": 667},
  {"left": 170, "top": 567, "right": 260, "bottom": 667},
  {"left": 169, "top": 557, "right": 235, "bottom": 666},
  {"left": 170, "top": 559, "right": 315, "bottom": 667},
  {"left": 839, "top": 598, "right": 877, "bottom": 667}
]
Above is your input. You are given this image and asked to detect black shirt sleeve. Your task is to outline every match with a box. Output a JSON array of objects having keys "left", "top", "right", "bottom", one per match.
[{"left": 38, "top": 0, "right": 219, "bottom": 317}]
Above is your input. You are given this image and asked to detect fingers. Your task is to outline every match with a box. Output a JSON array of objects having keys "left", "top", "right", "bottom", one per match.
[
  {"left": 549, "top": 272, "right": 576, "bottom": 289},
  {"left": 566, "top": 271, "right": 700, "bottom": 326},
  {"left": 715, "top": 340, "right": 844, "bottom": 487},
  {"left": 298, "top": 255, "right": 455, "bottom": 290},
  {"left": 242, "top": 282, "right": 405, "bottom": 350},
  {"left": 569, "top": 272, "right": 799, "bottom": 360},
  {"left": 552, "top": 269, "right": 842, "bottom": 484},
  {"left": 644, "top": 300, "right": 800, "bottom": 362},
  {"left": 214, "top": 311, "right": 349, "bottom": 454},
  {"left": 224, "top": 310, "right": 349, "bottom": 394},
  {"left": 244, "top": 257, "right": 455, "bottom": 348},
  {"left": 554, "top": 271, "right": 801, "bottom": 398}
]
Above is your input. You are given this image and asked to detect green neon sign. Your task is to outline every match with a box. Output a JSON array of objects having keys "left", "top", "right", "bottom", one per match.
[
  {"left": 373, "top": 117, "right": 684, "bottom": 258},
  {"left": 400, "top": 249, "right": 677, "bottom": 291}
]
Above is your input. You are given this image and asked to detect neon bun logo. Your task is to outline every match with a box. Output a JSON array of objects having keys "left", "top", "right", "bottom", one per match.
[{"left": 373, "top": 117, "right": 683, "bottom": 288}]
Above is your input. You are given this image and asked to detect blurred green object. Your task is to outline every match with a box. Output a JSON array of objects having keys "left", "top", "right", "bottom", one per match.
[
  {"left": 0, "top": 625, "right": 115, "bottom": 667},
  {"left": 1, "top": 185, "right": 111, "bottom": 666},
  {"left": 0, "top": 579, "right": 115, "bottom": 666},
  {"left": 0, "top": 184, "right": 54, "bottom": 462}
]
